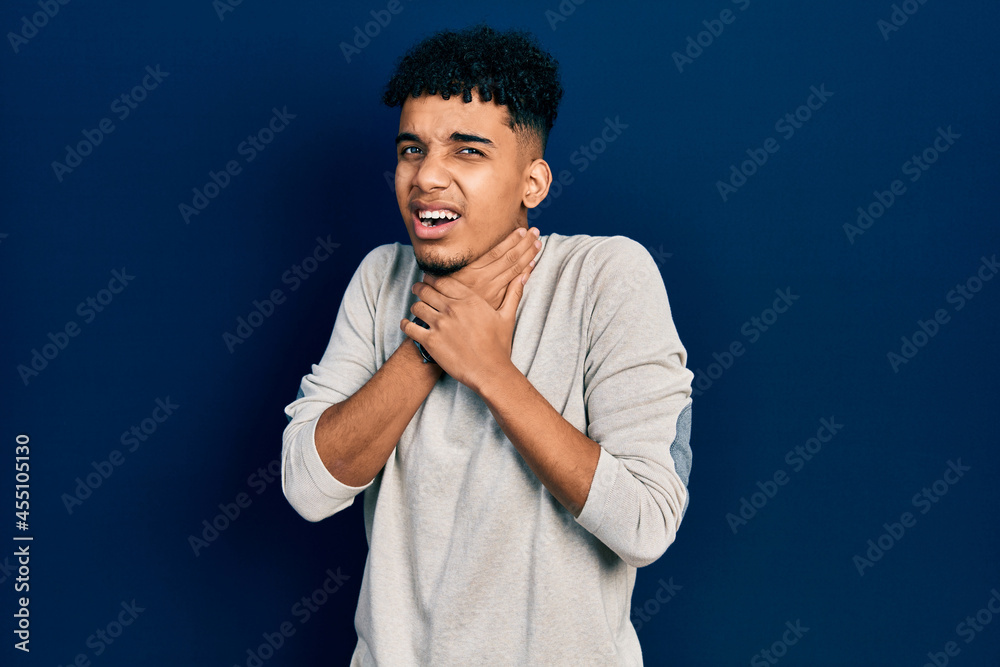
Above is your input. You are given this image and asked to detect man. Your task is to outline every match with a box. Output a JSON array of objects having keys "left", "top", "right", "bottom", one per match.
[{"left": 282, "top": 24, "right": 693, "bottom": 666}]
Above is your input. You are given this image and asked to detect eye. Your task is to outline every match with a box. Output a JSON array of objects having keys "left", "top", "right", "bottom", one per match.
[
  {"left": 459, "top": 147, "right": 484, "bottom": 155},
  {"left": 400, "top": 146, "right": 422, "bottom": 155}
]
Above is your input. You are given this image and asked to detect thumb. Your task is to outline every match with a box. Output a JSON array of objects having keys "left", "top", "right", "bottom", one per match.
[{"left": 499, "top": 268, "right": 527, "bottom": 320}]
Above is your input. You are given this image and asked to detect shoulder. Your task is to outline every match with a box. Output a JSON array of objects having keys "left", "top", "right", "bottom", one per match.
[
  {"left": 546, "top": 233, "right": 658, "bottom": 286},
  {"left": 357, "top": 242, "right": 407, "bottom": 273},
  {"left": 345, "top": 242, "right": 415, "bottom": 303},
  {"left": 353, "top": 242, "right": 417, "bottom": 283},
  {"left": 550, "top": 234, "right": 669, "bottom": 319},
  {"left": 546, "top": 232, "right": 652, "bottom": 264}
]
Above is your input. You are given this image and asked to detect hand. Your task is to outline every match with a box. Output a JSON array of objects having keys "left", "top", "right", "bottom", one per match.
[
  {"left": 448, "top": 226, "right": 541, "bottom": 310},
  {"left": 399, "top": 265, "right": 529, "bottom": 392}
]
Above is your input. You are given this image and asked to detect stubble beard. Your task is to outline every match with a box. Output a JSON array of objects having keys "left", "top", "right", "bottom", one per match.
[
  {"left": 415, "top": 248, "right": 474, "bottom": 277},
  {"left": 412, "top": 218, "right": 523, "bottom": 277}
]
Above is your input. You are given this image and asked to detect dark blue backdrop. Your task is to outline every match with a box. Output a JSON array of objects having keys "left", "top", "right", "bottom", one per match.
[{"left": 2, "top": 1, "right": 998, "bottom": 665}]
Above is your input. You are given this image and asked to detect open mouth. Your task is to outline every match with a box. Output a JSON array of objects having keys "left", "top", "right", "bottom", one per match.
[{"left": 417, "top": 209, "right": 462, "bottom": 227}]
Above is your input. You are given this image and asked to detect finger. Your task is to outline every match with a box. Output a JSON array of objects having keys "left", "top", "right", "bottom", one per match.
[
  {"left": 500, "top": 229, "right": 542, "bottom": 285},
  {"left": 510, "top": 226, "right": 540, "bottom": 265},
  {"left": 401, "top": 314, "right": 434, "bottom": 347},
  {"left": 409, "top": 299, "right": 439, "bottom": 327},
  {"left": 494, "top": 227, "right": 541, "bottom": 283},
  {"left": 499, "top": 265, "right": 529, "bottom": 320},
  {"left": 478, "top": 227, "right": 539, "bottom": 282},
  {"left": 521, "top": 230, "right": 543, "bottom": 270},
  {"left": 421, "top": 273, "right": 471, "bottom": 300},
  {"left": 469, "top": 226, "right": 528, "bottom": 271},
  {"left": 412, "top": 279, "right": 457, "bottom": 313},
  {"left": 400, "top": 318, "right": 418, "bottom": 340}
]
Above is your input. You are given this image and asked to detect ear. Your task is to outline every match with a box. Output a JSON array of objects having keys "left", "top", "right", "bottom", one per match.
[{"left": 522, "top": 158, "right": 553, "bottom": 209}]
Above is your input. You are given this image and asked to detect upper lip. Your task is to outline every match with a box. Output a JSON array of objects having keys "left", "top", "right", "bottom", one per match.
[{"left": 410, "top": 200, "right": 463, "bottom": 217}]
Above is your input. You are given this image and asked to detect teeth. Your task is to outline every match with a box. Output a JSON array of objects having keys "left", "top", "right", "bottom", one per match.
[{"left": 418, "top": 209, "right": 460, "bottom": 221}]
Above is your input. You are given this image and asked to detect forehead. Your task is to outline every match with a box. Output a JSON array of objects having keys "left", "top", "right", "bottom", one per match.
[{"left": 398, "top": 94, "right": 515, "bottom": 143}]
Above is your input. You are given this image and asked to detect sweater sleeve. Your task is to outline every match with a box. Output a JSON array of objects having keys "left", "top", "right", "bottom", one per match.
[
  {"left": 574, "top": 236, "right": 694, "bottom": 568},
  {"left": 280, "top": 245, "right": 392, "bottom": 522}
]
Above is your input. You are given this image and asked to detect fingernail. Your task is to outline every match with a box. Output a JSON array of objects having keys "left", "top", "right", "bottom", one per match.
[
  {"left": 518, "top": 228, "right": 527, "bottom": 238},
  {"left": 529, "top": 258, "right": 536, "bottom": 268},
  {"left": 532, "top": 228, "right": 540, "bottom": 238},
  {"left": 534, "top": 240, "right": 542, "bottom": 250}
]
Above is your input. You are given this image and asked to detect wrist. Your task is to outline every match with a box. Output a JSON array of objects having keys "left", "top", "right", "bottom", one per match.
[
  {"left": 410, "top": 315, "right": 437, "bottom": 365},
  {"left": 398, "top": 331, "right": 444, "bottom": 379},
  {"left": 470, "top": 358, "right": 520, "bottom": 400}
]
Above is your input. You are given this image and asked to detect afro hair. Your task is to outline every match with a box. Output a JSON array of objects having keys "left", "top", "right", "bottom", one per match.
[{"left": 382, "top": 24, "right": 564, "bottom": 153}]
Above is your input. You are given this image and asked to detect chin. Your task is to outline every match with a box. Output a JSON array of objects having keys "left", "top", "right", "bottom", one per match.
[
  {"left": 415, "top": 256, "right": 468, "bottom": 277},
  {"left": 414, "top": 245, "right": 474, "bottom": 277}
]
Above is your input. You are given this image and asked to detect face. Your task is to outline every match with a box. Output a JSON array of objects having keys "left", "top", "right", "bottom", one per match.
[{"left": 395, "top": 93, "right": 543, "bottom": 276}]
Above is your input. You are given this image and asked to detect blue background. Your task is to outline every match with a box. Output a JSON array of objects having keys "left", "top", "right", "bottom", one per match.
[{"left": 2, "top": 0, "right": 999, "bottom": 665}]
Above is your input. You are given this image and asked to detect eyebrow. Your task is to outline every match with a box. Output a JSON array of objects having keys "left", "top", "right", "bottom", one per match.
[
  {"left": 394, "top": 131, "right": 496, "bottom": 147},
  {"left": 450, "top": 132, "right": 494, "bottom": 147}
]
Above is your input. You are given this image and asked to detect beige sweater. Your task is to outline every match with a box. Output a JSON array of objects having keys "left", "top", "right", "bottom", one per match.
[{"left": 281, "top": 233, "right": 693, "bottom": 666}]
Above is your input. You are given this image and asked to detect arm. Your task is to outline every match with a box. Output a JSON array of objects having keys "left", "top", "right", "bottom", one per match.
[
  {"left": 475, "top": 368, "right": 600, "bottom": 518},
  {"left": 482, "top": 239, "right": 694, "bottom": 567},
  {"left": 281, "top": 227, "right": 540, "bottom": 520},
  {"left": 406, "top": 237, "right": 693, "bottom": 567},
  {"left": 315, "top": 227, "right": 540, "bottom": 485},
  {"left": 314, "top": 336, "right": 442, "bottom": 487}
]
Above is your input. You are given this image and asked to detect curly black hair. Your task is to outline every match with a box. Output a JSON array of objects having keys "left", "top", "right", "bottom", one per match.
[{"left": 382, "top": 24, "right": 564, "bottom": 153}]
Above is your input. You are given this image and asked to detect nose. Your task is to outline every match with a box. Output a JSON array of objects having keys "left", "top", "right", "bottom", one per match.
[{"left": 410, "top": 150, "right": 451, "bottom": 192}]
